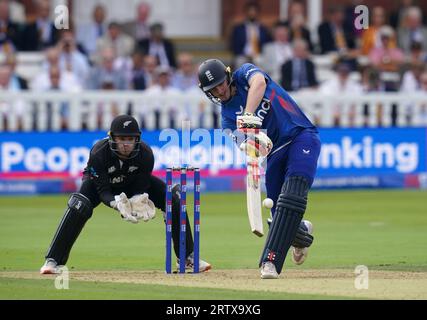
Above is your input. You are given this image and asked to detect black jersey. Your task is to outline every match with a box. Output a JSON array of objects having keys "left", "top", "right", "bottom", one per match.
[{"left": 82, "top": 138, "right": 155, "bottom": 206}]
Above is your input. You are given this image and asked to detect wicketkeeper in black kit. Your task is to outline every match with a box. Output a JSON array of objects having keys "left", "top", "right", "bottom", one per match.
[{"left": 40, "top": 115, "right": 211, "bottom": 274}]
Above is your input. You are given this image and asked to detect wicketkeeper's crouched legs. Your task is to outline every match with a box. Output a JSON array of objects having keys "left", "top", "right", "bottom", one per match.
[
  {"left": 45, "top": 179, "right": 99, "bottom": 265},
  {"left": 45, "top": 193, "right": 93, "bottom": 265},
  {"left": 259, "top": 176, "right": 309, "bottom": 274}
]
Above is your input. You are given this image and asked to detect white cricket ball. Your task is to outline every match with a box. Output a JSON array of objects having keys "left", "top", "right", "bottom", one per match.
[{"left": 262, "top": 198, "right": 274, "bottom": 209}]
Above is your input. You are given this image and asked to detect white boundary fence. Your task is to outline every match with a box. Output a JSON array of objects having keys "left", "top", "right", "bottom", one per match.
[{"left": 0, "top": 90, "right": 427, "bottom": 131}]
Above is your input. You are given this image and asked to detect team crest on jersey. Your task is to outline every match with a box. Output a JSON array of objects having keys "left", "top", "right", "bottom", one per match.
[
  {"left": 108, "top": 166, "right": 116, "bottom": 173},
  {"left": 128, "top": 166, "right": 138, "bottom": 173}
]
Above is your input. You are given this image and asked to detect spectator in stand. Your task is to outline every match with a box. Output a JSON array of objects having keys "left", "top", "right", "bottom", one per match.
[
  {"left": 8, "top": 0, "right": 25, "bottom": 24},
  {"left": 88, "top": 47, "right": 128, "bottom": 90},
  {"left": 23, "top": 0, "right": 59, "bottom": 51},
  {"left": 360, "top": 66, "right": 386, "bottom": 126},
  {"left": 130, "top": 50, "right": 147, "bottom": 90},
  {"left": 96, "top": 22, "right": 135, "bottom": 59},
  {"left": 320, "top": 60, "right": 363, "bottom": 95},
  {"left": 319, "top": 60, "right": 363, "bottom": 126},
  {"left": 121, "top": 2, "right": 151, "bottom": 43},
  {"left": 58, "top": 29, "right": 91, "bottom": 88},
  {"left": 397, "top": 6, "right": 427, "bottom": 54},
  {"left": 171, "top": 52, "right": 208, "bottom": 126},
  {"left": 318, "top": 6, "right": 356, "bottom": 55},
  {"left": 4, "top": 53, "right": 27, "bottom": 89},
  {"left": 281, "top": 1, "right": 313, "bottom": 52},
  {"left": 280, "top": 39, "right": 318, "bottom": 92},
  {"left": 0, "top": 62, "right": 26, "bottom": 130},
  {"left": 230, "top": 0, "right": 271, "bottom": 66},
  {"left": 0, "top": 0, "right": 23, "bottom": 52},
  {"left": 400, "top": 61, "right": 425, "bottom": 92},
  {"left": 41, "top": 45, "right": 59, "bottom": 68},
  {"left": 368, "top": 26, "right": 405, "bottom": 73},
  {"left": 45, "top": 65, "right": 81, "bottom": 130},
  {"left": 32, "top": 47, "right": 81, "bottom": 91},
  {"left": 138, "top": 22, "right": 176, "bottom": 68},
  {"left": 76, "top": 4, "right": 107, "bottom": 57},
  {"left": 171, "top": 52, "right": 198, "bottom": 91},
  {"left": 142, "top": 54, "right": 158, "bottom": 88},
  {"left": 361, "top": 66, "right": 385, "bottom": 92},
  {"left": 400, "top": 62, "right": 426, "bottom": 124},
  {"left": 143, "top": 65, "right": 180, "bottom": 129},
  {"left": 259, "top": 22, "right": 293, "bottom": 83},
  {"left": 360, "top": 6, "right": 389, "bottom": 55},
  {"left": 390, "top": 0, "right": 426, "bottom": 29},
  {"left": 368, "top": 25, "right": 404, "bottom": 92},
  {"left": 404, "top": 40, "right": 427, "bottom": 67}
]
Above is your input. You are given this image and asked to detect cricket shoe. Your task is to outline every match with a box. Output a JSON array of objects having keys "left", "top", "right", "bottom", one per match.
[
  {"left": 292, "top": 220, "right": 313, "bottom": 265},
  {"left": 176, "top": 253, "right": 212, "bottom": 273},
  {"left": 260, "top": 261, "right": 279, "bottom": 279},
  {"left": 40, "top": 258, "right": 61, "bottom": 274}
]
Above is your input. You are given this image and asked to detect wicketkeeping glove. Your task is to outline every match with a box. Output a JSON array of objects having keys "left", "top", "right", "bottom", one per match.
[
  {"left": 129, "top": 193, "right": 156, "bottom": 222},
  {"left": 114, "top": 193, "right": 138, "bottom": 224}
]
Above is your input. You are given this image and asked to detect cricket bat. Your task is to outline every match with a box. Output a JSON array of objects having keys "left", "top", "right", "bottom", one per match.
[{"left": 246, "top": 158, "right": 264, "bottom": 237}]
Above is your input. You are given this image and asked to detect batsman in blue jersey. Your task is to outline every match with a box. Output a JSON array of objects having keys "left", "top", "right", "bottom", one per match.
[{"left": 198, "top": 59, "right": 321, "bottom": 279}]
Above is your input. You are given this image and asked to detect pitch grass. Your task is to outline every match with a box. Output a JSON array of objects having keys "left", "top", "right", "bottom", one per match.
[{"left": 0, "top": 190, "right": 426, "bottom": 299}]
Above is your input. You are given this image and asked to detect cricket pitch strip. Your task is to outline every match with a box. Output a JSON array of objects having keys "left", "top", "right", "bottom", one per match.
[{"left": 1, "top": 269, "right": 426, "bottom": 299}]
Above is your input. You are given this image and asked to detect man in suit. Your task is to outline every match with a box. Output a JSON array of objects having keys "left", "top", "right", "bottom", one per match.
[
  {"left": 138, "top": 23, "right": 176, "bottom": 68},
  {"left": 121, "top": 2, "right": 151, "bottom": 43},
  {"left": 230, "top": 1, "right": 271, "bottom": 66},
  {"left": 23, "top": 0, "right": 59, "bottom": 51},
  {"left": 397, "top": 6, "right": 427, "bottom": 54},
  {"left": 76, "top": 4, "right": 108, "bottom": 57},
  {"left": 318, "top": 6, "right": 355, "bottom": 54},
  {"left": 0, "top": 0, "right": 24, "bottom": 51},
  {"left": 280, "top": 39, "right": 318, "bottom": 92}
]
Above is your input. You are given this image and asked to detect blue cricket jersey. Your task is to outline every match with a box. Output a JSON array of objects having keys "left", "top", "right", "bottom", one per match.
[{"left": 220, "top": 63, "right": 317, "bottom": 153}]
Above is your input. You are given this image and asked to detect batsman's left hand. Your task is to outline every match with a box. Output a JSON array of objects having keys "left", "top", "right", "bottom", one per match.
[
  {"left": 130, "top": 193, "right": 156, "bottom": 222},
  {"left": 236, "top": 112, "right": 262, "bottom": 132}
]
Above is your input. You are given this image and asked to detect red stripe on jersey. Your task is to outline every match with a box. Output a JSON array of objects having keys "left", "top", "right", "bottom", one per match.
[{"left": 277, "top": 95, "right": 297, "bottom": 114}]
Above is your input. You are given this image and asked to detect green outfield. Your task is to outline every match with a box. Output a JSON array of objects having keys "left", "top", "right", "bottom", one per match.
[{"left": 0, "top": 190, "right": 426, "bottom": 299}]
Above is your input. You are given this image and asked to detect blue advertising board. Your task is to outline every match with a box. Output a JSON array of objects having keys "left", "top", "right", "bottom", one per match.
[{"left": 1, "top": 128, "right": 426, "bottom": 194}]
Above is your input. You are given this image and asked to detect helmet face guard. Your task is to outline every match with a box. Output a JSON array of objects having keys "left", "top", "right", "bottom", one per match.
[
  {"left": 108, "top": 115, "right": 141, "bottom": 159},
  {"left": 108, "top": 134, "right": 141, "bottom": 159},
  {"left": 198, "top": 59, "right": 233, "bottom": 105}
]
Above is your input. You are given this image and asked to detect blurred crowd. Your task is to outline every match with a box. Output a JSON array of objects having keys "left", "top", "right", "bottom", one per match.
[
  {"left": 0, "top": 0, "right": 427, "bottom": 130},
  {"left": 235, "top": 0, "right": 427, "bottom": 96}
]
